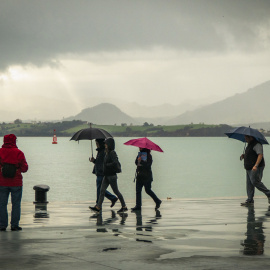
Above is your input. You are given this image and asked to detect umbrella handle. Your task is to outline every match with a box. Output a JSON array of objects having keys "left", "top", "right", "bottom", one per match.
[
  {"left": 134, "top": 171, "right": 137, "bottom": 182},
  {"left": 90, "top": 123, "right": 94, "bottom": 157},
  {"left": 242, "top": 142, "right": 247, "bottom": 155},
  {"left": 91, "top": 140, "right": 93, "bottom": 158}
]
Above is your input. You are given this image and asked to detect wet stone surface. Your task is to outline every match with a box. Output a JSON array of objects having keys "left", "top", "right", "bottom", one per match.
[{"left": 1, "top": 198, "right": 270, "bottom": 269}]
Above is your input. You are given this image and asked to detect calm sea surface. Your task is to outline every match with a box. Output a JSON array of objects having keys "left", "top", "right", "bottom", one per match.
[{"left": 15, "top": 137, "right": 270, "bottom": 202}]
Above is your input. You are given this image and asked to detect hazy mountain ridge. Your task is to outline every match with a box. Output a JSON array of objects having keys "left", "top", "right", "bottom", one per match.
[
  {"left": 65, "top": 103, "right": 138, "bottom": 125},
  {"left": 77, "top": 97, "right": 204, "bottom": 118},
  {"left": 2, "top": 80, "right": 270, "bottom": 128},
  {"left": 52, "top": 80, "right": 270, "bottom": 127},
  {"left": 0, "top": 95, "right": 204, "bottom": 123},
  {"left": 167, "top": 80, "right": 270, "bottom": 125}
]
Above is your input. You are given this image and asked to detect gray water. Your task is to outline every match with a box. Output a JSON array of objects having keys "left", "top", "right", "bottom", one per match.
[{"left": 15, "top": 137, "right": 270, "bottom": 202}]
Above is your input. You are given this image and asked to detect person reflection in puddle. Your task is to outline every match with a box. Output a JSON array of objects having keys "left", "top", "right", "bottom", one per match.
[
  {"left": 134, "top": 210, "right": 162, "bottom": 243},
  {"left": 241, "top": 206, "right": 270, "bottom": 255},
  {"left": 134, "top": 210, "right": 162, "bottom": 232},
  {"left": 118, "top": 212, "right": 128, "bottom": 225},
  {"left": 90, "top": 210, "right": 128, "bottom": 229},
  {"left": 90, "top": 210, "right": 117, "bottom": 227}
]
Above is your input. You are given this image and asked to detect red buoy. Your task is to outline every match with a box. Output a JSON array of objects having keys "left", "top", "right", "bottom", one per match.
[{"left": 52, "top": 129, "right": 58, "bottom": 144}]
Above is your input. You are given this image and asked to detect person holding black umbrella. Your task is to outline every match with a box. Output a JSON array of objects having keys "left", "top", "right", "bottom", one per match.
[
  {"left": 90, "top": 138, "right": 128, "bottom": 213},
  {"left": 240, "top": 135, "right": 270, "bottom": 206},
  {"left": 89, "top": 139, "right": 118, "bottom": 208}
]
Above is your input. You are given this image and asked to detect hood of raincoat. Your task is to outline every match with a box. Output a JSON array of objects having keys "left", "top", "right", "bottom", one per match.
[
  {"left": 95, "top": 138, "right": 105, "bottom": 149},
  {"left": 2, "top": 134, "right": 17, "bottom": 148},
  {"left": 105, "top": 137, "right": 115, "bottom": 151}
]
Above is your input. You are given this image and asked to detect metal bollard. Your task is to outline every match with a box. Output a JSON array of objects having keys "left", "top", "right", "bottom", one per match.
[
  {"left": 33, "top": 184, "right": 50, "bottom": 204},
  {"left": 33, "top": 185, "right": 50, "bottom": 218}
]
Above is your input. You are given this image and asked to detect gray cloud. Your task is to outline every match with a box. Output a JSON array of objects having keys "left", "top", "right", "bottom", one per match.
[{"left": 0, "top": 0, "right": 270, "bottom": 70}]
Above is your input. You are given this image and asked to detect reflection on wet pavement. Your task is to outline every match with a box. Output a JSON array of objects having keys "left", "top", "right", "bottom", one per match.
[
  {"left": 3, "top": 198, "right": 270, "bottom": 270},
  {"left": 34, "top": 203, "right": 50, "bottom": 219},
  {"left": 86, "top": 199, "right": 270, "bottom": 259},
  {"left": 240, "top": 205, "right": 270, "bottom": 255},
  {"left": 15, "top": 197, "right": 270, "bottom": 269},
  {"left": 88, "top": 208, "right": 163, "bottom": 244}
]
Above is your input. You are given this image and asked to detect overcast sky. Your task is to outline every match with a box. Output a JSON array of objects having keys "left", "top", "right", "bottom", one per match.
[{"left": 0, "top": 0, "right": 270, "bottom": 120}]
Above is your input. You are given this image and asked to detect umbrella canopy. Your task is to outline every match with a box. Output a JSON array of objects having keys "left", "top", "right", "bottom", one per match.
[
  {"left": 70, "top": 127, "right": 113, "bottom": 157},
  {"left": 124, "top": 137, "right": 164, "bottom": 152},
  {"left": 225, "top": 126, "right": 269, "bottom": 145},
  {"left": 70, "top": 127, "right": 112, "bottom": 141}
]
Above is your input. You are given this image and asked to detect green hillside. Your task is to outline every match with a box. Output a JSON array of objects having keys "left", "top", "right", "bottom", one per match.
[{"left": 0, "top": 121, "right": 233, "bottom": 137}]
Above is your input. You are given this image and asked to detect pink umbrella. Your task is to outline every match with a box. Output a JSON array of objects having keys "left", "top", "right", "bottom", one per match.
[{"left": 124, "top": 137, "right": 164, "bottom": 152}]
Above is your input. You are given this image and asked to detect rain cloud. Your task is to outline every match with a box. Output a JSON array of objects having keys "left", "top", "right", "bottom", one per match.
[{"left": 1, "top": 0, "right": 270, "bottom": 70}]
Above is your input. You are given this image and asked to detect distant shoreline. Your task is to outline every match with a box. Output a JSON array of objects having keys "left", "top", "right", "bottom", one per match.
[{"left": 0, "top": 121, "right": 237, "bottom": 137}]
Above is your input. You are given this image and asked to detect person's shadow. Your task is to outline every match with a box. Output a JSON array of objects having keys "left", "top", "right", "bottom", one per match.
[{"left": 241, "top": 205, "right": 270, "bottom": 255}]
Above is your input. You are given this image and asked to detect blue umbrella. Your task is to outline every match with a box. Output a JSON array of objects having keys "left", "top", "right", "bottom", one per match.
[{"left": 225, "top": 126, "right": 269, "bottom": 145}]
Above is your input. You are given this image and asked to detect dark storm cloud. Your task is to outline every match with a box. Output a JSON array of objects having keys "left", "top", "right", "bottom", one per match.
[{"left": 0, "top": 0, "right": 269, "bottom": 70}]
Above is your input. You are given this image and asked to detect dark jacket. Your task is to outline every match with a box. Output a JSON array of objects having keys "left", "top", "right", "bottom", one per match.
[
  {"left": 0, "top": 134, "right": 28, "bottom": 187},
  {"left": 103, "top": 138, "right": 119, "bottom": 176},
  {"left": 244, "top": 140, "right": 265, "bottom": 170},
  {"left": 135, "top": 149, "right": 153, "bottom": 181},
  {"left": 92, "top": 147, "right": 105, "bottom": 176}
]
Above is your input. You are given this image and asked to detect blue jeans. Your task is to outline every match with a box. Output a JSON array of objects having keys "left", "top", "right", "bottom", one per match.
[
  {"left": 0, "top": 186, "right": 23, "bottom": 228},
  {"left": 135, "top": 179, "right": 160, "bottom": 207},
  {"left": 96, "top": 176, "right": 117, "bottom": 204}
]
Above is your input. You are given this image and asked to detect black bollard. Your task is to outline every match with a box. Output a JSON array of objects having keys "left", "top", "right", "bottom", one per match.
[
  {"left": 33, "top": 184, "right": 50, "bottom": 204},
  {"left": 33, "top": 185, "right": 50, "bottom": 219}
]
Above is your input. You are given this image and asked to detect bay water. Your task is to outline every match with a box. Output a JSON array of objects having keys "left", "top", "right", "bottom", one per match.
[{"left": 15, "top": 137, "right": 270, "bottom": 202}]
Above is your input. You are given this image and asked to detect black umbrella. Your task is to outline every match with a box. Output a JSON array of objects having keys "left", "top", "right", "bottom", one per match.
[{"left": 70, "top": 126, "right": 112, "bottom": 157}]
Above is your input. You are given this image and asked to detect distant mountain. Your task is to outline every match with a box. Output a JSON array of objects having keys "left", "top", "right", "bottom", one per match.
[
  {"left": 65, "top": 103, "right": 138, "bottom": 125},
  {"left": 77, "top": 97, "right": 204, "bottom": 118},
  {"left": 167, "top": 80, "right": 270, "bottom": 125}
]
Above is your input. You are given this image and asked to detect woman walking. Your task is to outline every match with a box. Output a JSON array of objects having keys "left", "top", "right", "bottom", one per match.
[
  {"left": 90, "top": 138, "right": 128, "bottom": 213},
  {"left": 89, "top": 139, "right": 118, "bottom": 208},
  {"left": 131, "top": 148, "right": 162, "bottom": 211}
]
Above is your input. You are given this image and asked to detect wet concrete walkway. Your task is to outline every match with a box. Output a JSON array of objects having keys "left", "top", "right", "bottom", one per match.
[{"left": 1, "top": 198, "right": 270, "bottom": 269}]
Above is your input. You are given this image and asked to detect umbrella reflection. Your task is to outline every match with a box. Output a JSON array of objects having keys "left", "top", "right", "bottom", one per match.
[{"left": 241, "top": 206, "right": 270, "bottom": 255}]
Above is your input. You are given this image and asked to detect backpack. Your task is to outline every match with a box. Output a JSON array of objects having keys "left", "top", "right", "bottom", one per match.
[{"left": 2, "top": 163, "right": 17, "bottom": 178}]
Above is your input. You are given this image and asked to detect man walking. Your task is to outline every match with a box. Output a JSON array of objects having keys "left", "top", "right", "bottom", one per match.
[{"left": 240, "top": 135, "right": 270, "bottom": 206}]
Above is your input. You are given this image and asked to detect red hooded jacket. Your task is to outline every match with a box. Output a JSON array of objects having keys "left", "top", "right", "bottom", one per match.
[{"left": 0, "top": 134, "right": 28, "bottom": 187}]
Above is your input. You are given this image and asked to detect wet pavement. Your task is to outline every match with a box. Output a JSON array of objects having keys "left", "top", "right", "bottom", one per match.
[{"left": 1, "top": 198, "right": 270, "bottom": 269}]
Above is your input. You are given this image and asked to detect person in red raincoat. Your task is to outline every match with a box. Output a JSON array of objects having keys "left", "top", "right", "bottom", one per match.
[{"left": 0, "top": 134, "right": 28, "bottom": 231}]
